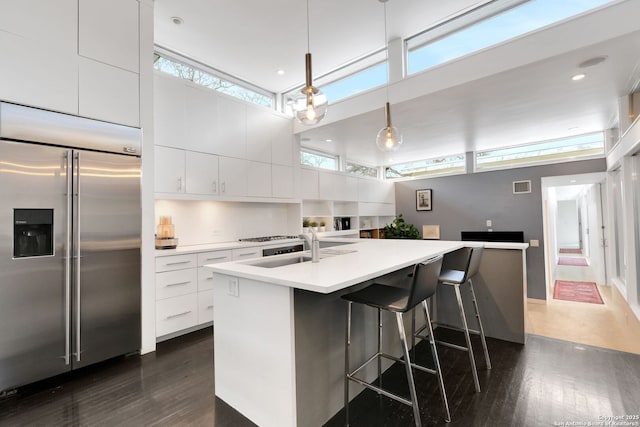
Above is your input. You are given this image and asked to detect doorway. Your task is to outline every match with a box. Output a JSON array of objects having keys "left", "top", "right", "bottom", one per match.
[{"left": 528, "top": 172, "right": 640, "bottom": 355}]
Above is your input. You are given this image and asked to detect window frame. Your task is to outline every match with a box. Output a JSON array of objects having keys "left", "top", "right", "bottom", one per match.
[
  {"left": 300, "top": 147, "right": 340, "bottom": 171},
  {"left": 154, "top": 47, "right": 276, "bottom": 109},
  {"left": 345, "top": 160, "right": 380, "bottom": 178},
  {"left": 385, "top": 154, "right": 467, "bottom": 181}
]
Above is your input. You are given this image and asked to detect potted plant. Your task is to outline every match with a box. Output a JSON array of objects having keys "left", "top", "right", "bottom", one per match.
[
  {"left": 302, "top": 219, "right": 310, "bottom": 233},
  {"left": 383, "top": 214, "right": 420, "bottom": 239},
  {"left": 319, "top": 221, "right": 326, "bottom": 232},
  {"left": 310, "top": 221, "right": 318, "bottom": 231}
]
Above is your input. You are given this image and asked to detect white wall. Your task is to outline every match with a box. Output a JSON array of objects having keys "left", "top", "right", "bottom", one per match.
[
  {"left": 155, "top": 200, "right": 301, "bottom": 246},
  {"left": 557, "top": 200, "right": 580, "bottom": 248}
]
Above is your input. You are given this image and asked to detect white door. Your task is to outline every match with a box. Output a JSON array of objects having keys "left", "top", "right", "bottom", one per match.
[
  {"left": 186, "top": 151, "right": 219, "bottom": 195},
  {"left": 155, "top": 146, "right": 185, "bottom": 193}
]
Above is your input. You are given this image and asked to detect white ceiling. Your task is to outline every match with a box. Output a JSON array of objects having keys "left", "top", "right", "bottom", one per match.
[{"left": 154, "top": 0, "right": 640, "bottom": 166}]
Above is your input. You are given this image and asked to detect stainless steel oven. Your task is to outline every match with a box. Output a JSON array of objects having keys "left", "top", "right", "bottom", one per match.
[{"left": 262, "top": 244, "right": 304, "bottom": 257}]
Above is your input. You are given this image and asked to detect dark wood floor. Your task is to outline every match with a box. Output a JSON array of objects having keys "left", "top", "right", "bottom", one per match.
[{"left": 1, "top": 327, "right": 639, "bottom": 426}]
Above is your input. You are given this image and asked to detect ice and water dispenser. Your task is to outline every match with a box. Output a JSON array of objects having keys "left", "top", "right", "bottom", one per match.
[{"left": 14, "top": 209, "right": 54, "bottom": 258}]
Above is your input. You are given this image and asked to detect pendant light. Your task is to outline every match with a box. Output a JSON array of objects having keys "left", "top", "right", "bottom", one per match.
[
  {"left": 292, "top": 0, "right": 328, "bottom": 125},
  {"left": 376, "top": 0, "right": 402, "bottom": 152}
]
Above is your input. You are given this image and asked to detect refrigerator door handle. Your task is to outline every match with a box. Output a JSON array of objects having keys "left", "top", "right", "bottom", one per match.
[
  {"left": 63, "top": 151, "right": 72, "bottom": 365},
  {"left": 74, "top": 152, "right": 82, "bottom": 363}
]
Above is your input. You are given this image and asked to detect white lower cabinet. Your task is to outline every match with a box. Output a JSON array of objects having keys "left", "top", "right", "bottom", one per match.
[
  {"left": 156, "top": 293, "right": 199, "bottom": 337},
  {"left": 198, "top": 290, "right": 215, "bottom": 323},
  {"left": 155, "top": 249, "right": 238, "bottom": 340}
]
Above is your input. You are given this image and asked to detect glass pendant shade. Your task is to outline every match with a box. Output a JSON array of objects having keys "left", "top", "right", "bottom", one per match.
[
  {"left": 293, "top": 53, "right": 327, "bottom": 125},
  {"left": 376, "top": 102, "right": 402, "bottom": 152}
]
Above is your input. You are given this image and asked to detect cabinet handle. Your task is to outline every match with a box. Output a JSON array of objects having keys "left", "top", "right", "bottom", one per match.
[
  {"left": 236, "top": 252, "right": 257, "bottom": 257},
  {"left": 166, "top": 281, "right": 191, "bottom": 287},
  {"left": 177, "top": 177, "right": 183, "bottom": 191},
  {"left": 205, "top": 276, "right": 213, "bottom": 281},
  {"left": 205, "top": 256, "right": 227, "bottom": 261},
  {"left": 165, "top": 260, "right": 191, "bottom": 266},
  {"left": 206, "top": 305, "right": 214, "bottom": 310},
  {"left": 221, "top": 182, "right": 226, "bottom": 193},
  {"left": 213, "top": 181, "right": 217, "bottom": 193},
  {"left": 167, "top": 310, "right": 192, "bottom": 319}
]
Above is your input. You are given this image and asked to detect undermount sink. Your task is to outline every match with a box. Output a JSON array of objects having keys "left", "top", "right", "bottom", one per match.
[{"left": 247, "top": 255, "right": 314, "bottom": 268}]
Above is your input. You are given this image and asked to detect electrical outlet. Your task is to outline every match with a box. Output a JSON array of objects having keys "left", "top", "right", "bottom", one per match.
[
  {"left": 486, "top": 220, "right": 492, "bottom": 227},
  {"left": 530, "top": 239, "right": 539, "bottom": 247},
  {"left": 228, "top": 278, "right": 239, "bottom": 297}
]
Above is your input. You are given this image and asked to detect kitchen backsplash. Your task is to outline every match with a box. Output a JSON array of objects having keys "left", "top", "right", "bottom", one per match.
[{"left": 154, "top": 200, "right": 301, "bottom": 246}]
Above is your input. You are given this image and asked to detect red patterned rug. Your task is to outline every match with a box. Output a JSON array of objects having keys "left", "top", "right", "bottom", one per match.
[
  {"left": 558, "top": 257, "right": 588, "bottom": 266},
  {"left": 559, "top": 248, "right": 582, "bottom": 254},
  {"left": 553, "top": 280, "right": 603, "bottom": 304}
]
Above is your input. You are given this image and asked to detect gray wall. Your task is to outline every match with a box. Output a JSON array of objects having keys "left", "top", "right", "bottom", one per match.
[{"left": 393, "top": 158, "right": 606, "bottom": 299}]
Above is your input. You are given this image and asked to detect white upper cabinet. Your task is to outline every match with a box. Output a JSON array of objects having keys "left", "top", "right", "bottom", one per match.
[
  {"left": 217, "top": 96, "right": 246, "bottom": 159},
  {"left": 247, "top": 161, "right": 272, "bottom": 197},
  {"left": 186, "top": 151, "right": 219, "bottom": 195},
  {"left": 319, "top": 172, "right": 358, "bottom": 201},
  {"left": 0, "top": 0, "right": 77, "bottom": 53},
  {"left": 78, "top": 0, "right": 139, "bottom": 73},
  {"left": 0, "top": 32, "right": 78, "bottom": 115},
  {"left": 155, "top": 146, "right": 186, "bottom": 194},
  {"left": 357, "top": 178, "right": 395, "bottom": 203},
  {"left": 301, "top": 168, "right": 319, "bottom": 200},
  {"left": 246, "top": 108, "right": 272, "bottom": 163},
  {"left": 272, "top": 165, "right": 294, "bottom": 199},
  {"left": 78, "top": 58, "right": 139, "bottom": 127},
  {"left": 154, "top": 74, "right": 185, "bottom": 149},
  {"left": 185, "top": 85, "right": 218, "bottom": 154},
  {"left": 219, "top": 156, "right": 247, "bottom": 197},
  {"left": 271, "top": 116, "right": 294, "bottom": 166}
]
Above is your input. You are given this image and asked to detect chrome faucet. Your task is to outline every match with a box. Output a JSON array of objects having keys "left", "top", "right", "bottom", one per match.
[{"left": 300, "top": 228, "right": 320, "bottom": 263}]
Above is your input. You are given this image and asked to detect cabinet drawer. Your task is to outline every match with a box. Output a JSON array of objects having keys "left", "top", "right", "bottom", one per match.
[
  {"left": 197, "top": 250, "right": 232, "bottom": 266},
  {"left": 155, "top": 254, "right": 197, "bottom": 272},
  {"left": 232, "top": 247, "right": 262, "bottom": 260},
  {"left": 198, "top": 267, "right": 215, "bottom": 291},
  {"left": 156, "top": 269, "right": 197, "bottom": 300},
  {"left": 156, "top": 293, "right": 198, "bottom": 337},
  {"left": 198, "top": 290, "right": 214, "bottom": 324}
]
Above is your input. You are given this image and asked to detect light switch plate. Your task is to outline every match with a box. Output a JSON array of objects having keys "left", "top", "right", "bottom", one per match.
[
  {"left": 228, "top": 278, "right": 239, "bottom": 297},
  {"left": 530, "top": 239, "right": 539, "bottom": 247},
  {"left": 486, "top": 220, "right": 492, "bottom": 227}
]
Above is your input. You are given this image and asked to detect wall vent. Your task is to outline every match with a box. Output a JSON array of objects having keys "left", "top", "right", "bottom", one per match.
[{"left": 513, "top": 180, "right": 531, "bottom": 194}]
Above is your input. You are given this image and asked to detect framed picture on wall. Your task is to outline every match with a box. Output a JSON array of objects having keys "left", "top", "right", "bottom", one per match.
[{"left": 416, "top": 189, "right": 432, "bottom": 211}]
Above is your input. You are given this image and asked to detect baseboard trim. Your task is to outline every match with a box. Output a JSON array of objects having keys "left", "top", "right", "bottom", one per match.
[{"left": 528, "top": 298, "right": 547, "bottom": 305}]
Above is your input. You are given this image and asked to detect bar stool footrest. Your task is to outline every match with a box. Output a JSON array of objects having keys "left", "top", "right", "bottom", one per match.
[{"left": 433, "top": 322, "right": 481, "bottom": 336}]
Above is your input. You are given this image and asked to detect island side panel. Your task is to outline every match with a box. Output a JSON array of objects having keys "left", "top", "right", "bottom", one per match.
[
  {"left": 435, "top": 248, "right": 527, "bottom": 344},
  {"left": 293, "top": 285, "right": 428, "bottom": 426},
  {"left": 212, "top": 273, "right": 297, "bottom": 427}
]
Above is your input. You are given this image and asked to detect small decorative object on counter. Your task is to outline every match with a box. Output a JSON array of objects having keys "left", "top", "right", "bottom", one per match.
[
  {"left": 310, "top": 221, "right": 318, "bottom": 231},
  {"left": 155, "top": 216, "right": 179, "bottom": 249},
  {"left": 303, "top": 219, "right": 310, "bottom": 233},
  {"left": 319, "top": 221, "right": 326, "bottom": 232}
]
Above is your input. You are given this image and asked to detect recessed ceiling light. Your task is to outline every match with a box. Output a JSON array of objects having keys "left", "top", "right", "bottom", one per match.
[
  {"left": 325, "top": 139, "right": 333, "bottom": 143},
  {"left": 568, "top": 126, "right": 579, "bottom": 131},
  {"left": 571, "top": 73, "right": 586, "bottom": 81},
  {"left": 578, "top": 56, "right": 607, "bottom": 68},
  {"left": 570, "top": 180, "right": 577, "bottom": 183},
  {"left": 171, "top": 16, "right": 184, "bottom": 25},
  {"left": 276, "top": 69, "right": 285, "bottom": 76}
]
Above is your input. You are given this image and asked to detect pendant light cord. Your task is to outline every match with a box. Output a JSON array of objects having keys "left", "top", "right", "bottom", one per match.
[
  {"left": 306, "top": 0, "right": 311, "bottom": 53},
  {"left": 383, "top": 0, "right": 389, "bottom": 103}
]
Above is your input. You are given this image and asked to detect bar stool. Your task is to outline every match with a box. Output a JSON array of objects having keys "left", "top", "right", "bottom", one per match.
[
  {"left": 430, "top": 246, "right": 491, "bottom": 393},
  {"left": 342, "top": 256, "right": 450, "bottom": 427}
]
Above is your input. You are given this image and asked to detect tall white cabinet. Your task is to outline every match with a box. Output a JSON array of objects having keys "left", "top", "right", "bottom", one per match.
[
  {"left": 0, "top": 0, "right": 141, "bottom": 127},
  {"left": 154, "top": 72, "right": 295, "bottom": 201}
]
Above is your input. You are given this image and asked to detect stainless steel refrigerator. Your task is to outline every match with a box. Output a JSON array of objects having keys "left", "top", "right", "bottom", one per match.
[{"left": 0, "top": 102, "right": 141, "bottom": 391}]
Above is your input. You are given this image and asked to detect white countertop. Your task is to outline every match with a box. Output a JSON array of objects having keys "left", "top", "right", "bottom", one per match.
[
  {"left": 155, "top": 238, "right": 304, "bottom": 256},
  {"left": 205, "top": 239, "right": 465, "bottom": 294}
]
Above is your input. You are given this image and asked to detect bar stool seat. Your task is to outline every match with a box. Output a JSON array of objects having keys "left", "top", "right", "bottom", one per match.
[
  {"left": 431, "top": 246, "right": 491, "bottom": 394},
  {"left": 342, "top": 256, "right": 450, "bottom": 427}
]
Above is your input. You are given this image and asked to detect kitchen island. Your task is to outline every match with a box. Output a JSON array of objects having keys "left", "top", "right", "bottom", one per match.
[{"left": 205, "top": 239, "right": 527, "bottom": 427}]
